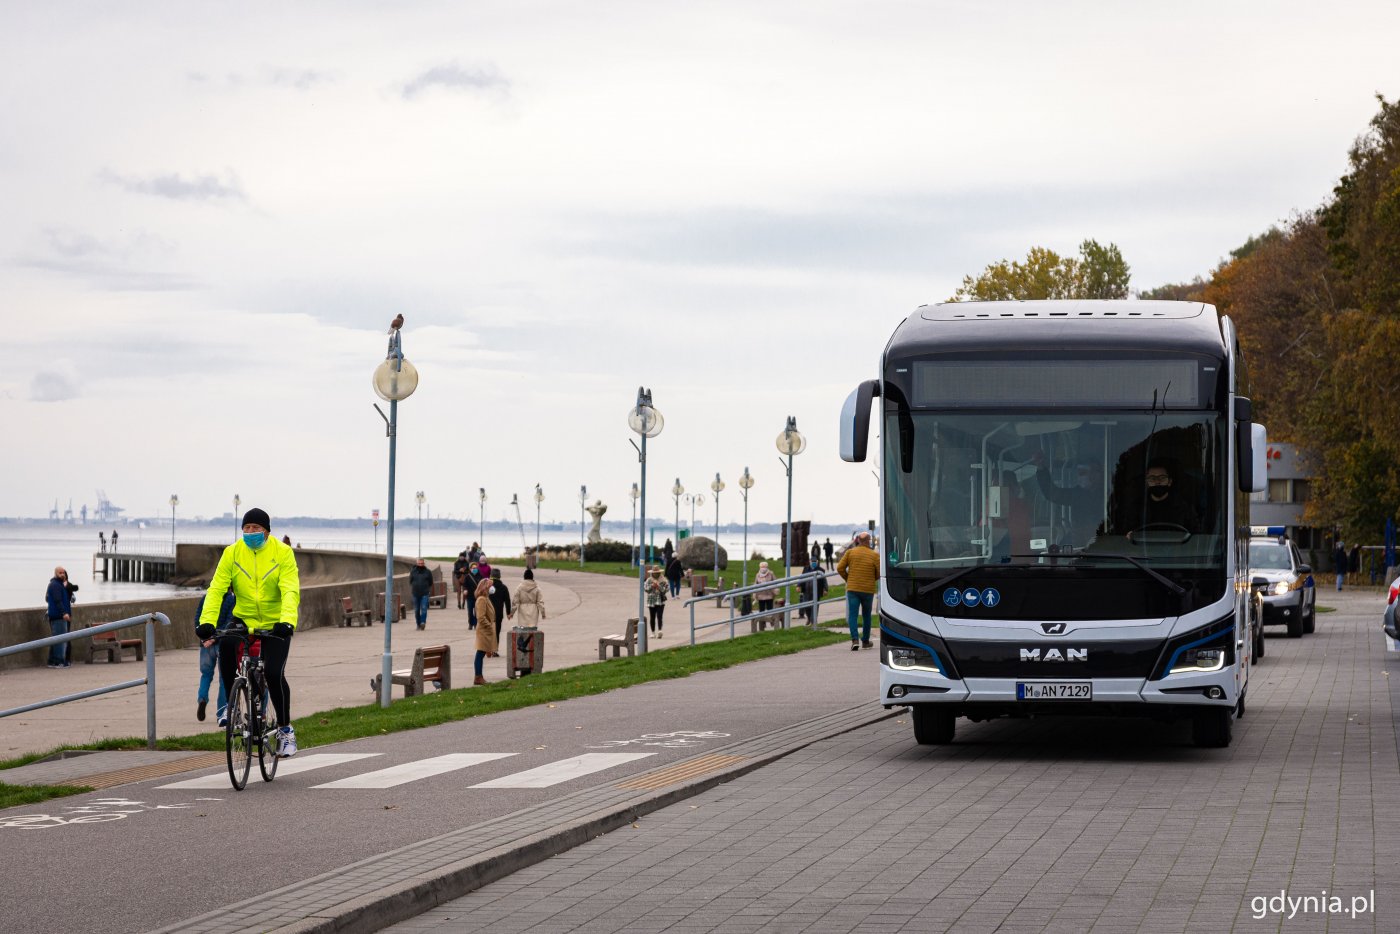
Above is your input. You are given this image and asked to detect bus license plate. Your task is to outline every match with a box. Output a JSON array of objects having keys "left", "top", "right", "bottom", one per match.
[{"left": 1017, "top": 681, "right": 1092, "bottom": 700}]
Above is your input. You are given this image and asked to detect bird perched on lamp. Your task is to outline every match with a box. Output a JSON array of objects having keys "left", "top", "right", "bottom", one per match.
[{"left": 388, "top": 313, "right": 404, "bottom": 333}]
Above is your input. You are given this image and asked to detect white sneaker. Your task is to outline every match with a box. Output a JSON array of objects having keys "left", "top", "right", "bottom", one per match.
[
  {"left": 277, "top": 727, "right": 298, "bottom": 758},
  {"left": 217, "top": 712, "right": 228, "bottom": 728}
]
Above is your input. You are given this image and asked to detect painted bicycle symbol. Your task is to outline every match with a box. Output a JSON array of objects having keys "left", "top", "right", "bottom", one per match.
[
  {"left": 587, "top": 731, "right": 731, "bottom": 749},
  {"left": 0, "top": 797, "right": 191, "bottom": 831}
]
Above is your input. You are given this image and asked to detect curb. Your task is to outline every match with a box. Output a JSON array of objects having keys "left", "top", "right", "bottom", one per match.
[{"left": 151, "top": 702, "right": 897, "bottom": 934}]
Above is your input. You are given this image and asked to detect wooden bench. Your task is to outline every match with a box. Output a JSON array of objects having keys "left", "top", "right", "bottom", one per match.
[
  {"left": 750, "top": 597, "right": 786, "bottom": 633},
  {"left": 427, "top": 579, "right": 448, "bottom": 610},
  {"left": 375, "top": 591, "right": 406, "bottom": 624},
  {"left": 599, "top": 618, "right": 638, "bottom": 660},
  {"left": 85, "top": 622, "right": 145, "bottom": 663},
  {"left": 341, "top": 596, "right": 374, "bottom": 627},
  {"left": 370, "top": 644, "right": 451, "bottom": 697},
  {"left": 691, "top": 573, "right": 708, "bottom": 597}
]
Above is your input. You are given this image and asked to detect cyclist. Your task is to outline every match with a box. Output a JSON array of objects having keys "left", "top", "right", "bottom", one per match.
[{"left": 196, "top": 507, "right": 301, "bottom": 757}]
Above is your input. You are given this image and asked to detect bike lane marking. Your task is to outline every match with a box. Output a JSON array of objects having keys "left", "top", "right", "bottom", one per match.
[
  {"left": 313, "top": 753, "right": 518, "bottom": 789},
  {"left": 469, "top": 752, "right": 653, "bottom": 788},
  {"left": 155, "top": 753, "right": 381, "bottom": 789}
]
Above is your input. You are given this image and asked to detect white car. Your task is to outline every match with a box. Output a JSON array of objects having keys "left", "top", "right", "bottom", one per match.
[{"left": 1248, "top": 536, "right": 1316, "bottom": 638}]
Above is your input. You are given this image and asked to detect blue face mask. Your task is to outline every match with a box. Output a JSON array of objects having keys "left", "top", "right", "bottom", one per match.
[{"left": 243, "top": 532, "right": 267, "bottom": 549}]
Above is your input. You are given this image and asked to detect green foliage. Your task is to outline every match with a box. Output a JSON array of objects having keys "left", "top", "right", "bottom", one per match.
[
  {"left": 952, "top": 239, "right": 1131, "bottom": 302},
  {"left": 0, "top": 782, "right": 90, "bottom": 810},
  {"left": 1137, "top": 277, "right": 1208, "bottom": 302}
]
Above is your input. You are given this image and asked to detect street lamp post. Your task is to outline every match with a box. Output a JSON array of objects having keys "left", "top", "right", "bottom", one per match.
[
  {"left": 628, "top": 387, "right": 663, "bottom": 655},
  {"left": 232, "top": 493, "right": 240, "bottom": 542},
  {"left": 415, "top": 490, "right": 426, "bottom": 556},
  {"left": 478, "top": 488, "right": 486, "bottom": 554},
  {"left": 776, "top": 416, "right": 806, "bottom": 626},
  {"left": 738, "top": 468, "right": 754, "bottom": 587},
  {"left": 629, "top": 482, "right": 640, "bottom": 566},
  {"left": 372, "top": 324, "right": 420, "bottom": 707},
  {"left": 533, "top": 485, "right": 544, "bottom": 555},
  {"left": 671, "top": 479, "right": 684, "bottom": 550},
  {"left": 169, "top": 494, "right": 179, "bottom": 554},
  {"left": 685, "top": 493, "right": 705, "bottom": 537},
  {"left": 578, "top": 485, "right": 587, "bottom": 566},
  {"left": 710, "top": 474, "right": 724, "bottom": 579}
]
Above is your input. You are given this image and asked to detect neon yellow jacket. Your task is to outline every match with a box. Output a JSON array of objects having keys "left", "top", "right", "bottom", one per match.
[{"left": 199, "top": 537, "right": 301, "bottom": 631}]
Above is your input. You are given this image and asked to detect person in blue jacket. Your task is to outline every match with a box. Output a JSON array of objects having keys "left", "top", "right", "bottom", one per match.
[
  {"left": 45, "top": 566, "right": 74, "bottom": 668},
  {"left": 194, "top": 586, "right": 235, "bottom": 724}
]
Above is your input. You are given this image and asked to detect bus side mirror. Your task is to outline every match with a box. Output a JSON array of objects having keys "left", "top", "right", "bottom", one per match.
[
  {"left": 840, "top": 379, "right": 880, "bottom": 462},
  {"left": 1238, "top": 422, "right": 1267, "bottom": 493}
]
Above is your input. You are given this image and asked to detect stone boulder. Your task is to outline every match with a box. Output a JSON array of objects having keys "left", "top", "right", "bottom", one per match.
[{"left": 676, "top": 535, "right": 728, "bottom": 571}]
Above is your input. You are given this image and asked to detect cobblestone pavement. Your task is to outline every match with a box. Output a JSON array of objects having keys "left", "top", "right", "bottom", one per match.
[{"left": 387, "top": 589, "right": 1400, "bottom": 933}]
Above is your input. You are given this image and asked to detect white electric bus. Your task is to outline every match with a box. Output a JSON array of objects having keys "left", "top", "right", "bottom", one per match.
[{"left": 841, "top": 300, "right": 1267, "bottom": 747}]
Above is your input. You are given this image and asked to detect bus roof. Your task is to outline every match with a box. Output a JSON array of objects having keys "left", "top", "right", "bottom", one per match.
[{"left": 887, "top": 300, "right": 1227, "bottom": 360}]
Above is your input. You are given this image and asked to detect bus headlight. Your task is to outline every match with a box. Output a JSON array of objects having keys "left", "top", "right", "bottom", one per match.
[
  {"left": 1169, "top": 647, "right": 1226, "bottom": 674},
  {"left": 886, "top": 645, "right": 940, "bottom": 672}
]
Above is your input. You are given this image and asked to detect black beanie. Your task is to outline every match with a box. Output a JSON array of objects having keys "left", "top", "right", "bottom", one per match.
[{"left": 241, "top": 508, "right": 271, "bottom": 531}]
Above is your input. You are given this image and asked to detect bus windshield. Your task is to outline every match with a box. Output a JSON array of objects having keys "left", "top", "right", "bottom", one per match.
[{"left": 883, "top": 410, "right": 1227, "bottom": 613}]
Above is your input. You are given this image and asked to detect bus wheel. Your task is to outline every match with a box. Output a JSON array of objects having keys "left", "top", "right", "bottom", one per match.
[
  {"left": 912, "top": 706, "right": 956, "bottom": 745},
  {"left": 1192, "top": 707, "right": 1233, "bottom": 748}
]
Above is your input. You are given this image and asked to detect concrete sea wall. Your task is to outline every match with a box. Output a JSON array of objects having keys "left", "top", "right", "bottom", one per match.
[{"left": 1, "top": 547, "right": 415, "bottom": 671}]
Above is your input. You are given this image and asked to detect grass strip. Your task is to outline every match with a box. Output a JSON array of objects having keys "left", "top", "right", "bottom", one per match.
[
  {"left": 1, "top": 626, "right": 846, "bottom": 800},
  {"left": 0, "top": 782, "right": 91, "bottom": 811}
]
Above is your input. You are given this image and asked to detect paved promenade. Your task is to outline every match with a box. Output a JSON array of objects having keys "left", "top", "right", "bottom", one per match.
[
  {"left": 388, "top": 588, "right": 1399, "bottom": 933},
  {"left": 0, "top": 563, "right": 766, "bottom": 760}
]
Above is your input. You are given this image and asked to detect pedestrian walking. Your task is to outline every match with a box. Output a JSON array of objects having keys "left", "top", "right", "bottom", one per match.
[
  {"left": 98, "top": 531, "right": 106, "bottom": 552},
  {"left": 477, "top": 554, "right": 493, "bottom": 581},
  {"left": 111, "top": 529, "right": 118, "bottom": 551},
  {"left": 409, "top": 558, "right": 434, "bottom": 629},
  {"left": 799, "top": 559, "right": 828, "bottom": 622},
  {"left": 664, "top": 554, "right": 684, "bottom": 599},
  {"left": 473, "top": 578, "right": 497, "bottom": 685},
  {"left": 810, "top": 541, "right": 822, "bottom": 571},
  {"left": 488, "top": 568, "right": 513, "bottom": 632},
  {"left": 823, "top": 538, "right": 834, "bottom": 571},
  {"left": 513, "top": 569, "right": 546, "bottom": 627},
  {"left": 837, "top": 531, "right": 880, "bottom": 651},
  {"left": 452, "top": 552, "right": 470, "bottom": 609},
  {"left": 468, "top": 542, "right": 482, "bottom": 563},
  {"left": 44, "top": 566, "right": 74, "bottom": 668},
  {"left": 646, "top": 567, "right": 668, "bottom": 638},
  {"left": 662, "top": 538, "right": 674, "bottom": 565},
  {"left": 754, "top": 562, "right": 778, "bottom": 615},
  {"left": 194, "top": 586, "right": 234, "bottom": 722},
  {"left": 1334, "top": 540, "right": 1347, "bottom": 591},
  {"left": 466, "top": 561, "right": 484, "bottom": 629}
]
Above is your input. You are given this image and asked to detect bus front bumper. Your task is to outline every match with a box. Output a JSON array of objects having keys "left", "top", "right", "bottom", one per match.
[{"left": 880, "top": 666, "right": 1238, "bottom": 713}]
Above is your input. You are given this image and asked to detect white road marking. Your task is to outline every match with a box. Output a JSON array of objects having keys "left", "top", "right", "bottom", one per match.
[
  {"left": 469, "top": 752, "right": 654, "bottom": 788},
  {"left": 156, "top": 753, "right": 382, "bottom": 789},
  {"left": 312, "top": 753, "right": 517, "bottom": 789}
]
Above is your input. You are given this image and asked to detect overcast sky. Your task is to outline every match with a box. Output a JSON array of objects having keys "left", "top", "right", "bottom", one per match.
[{"left": 3, "top": 1, "right": 1398, "bottom": 531}]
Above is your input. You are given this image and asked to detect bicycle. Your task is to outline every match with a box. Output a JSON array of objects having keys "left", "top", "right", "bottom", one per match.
[{"left": 219, "top": 627, "right": 287, "bottom": 791}]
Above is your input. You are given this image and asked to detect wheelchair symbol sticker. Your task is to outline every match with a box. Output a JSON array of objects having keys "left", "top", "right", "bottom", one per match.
[
  {"left": 981, "top": 588, "right": 1001, "bottom": 608},
  {"left": 942, "top": 588, "right": 961, "bottom": 608},
  {"left": 961, "top": 588, "right": 981, "bottom": 607}
]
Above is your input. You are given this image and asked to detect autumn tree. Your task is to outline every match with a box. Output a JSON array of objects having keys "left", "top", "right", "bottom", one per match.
[{"left": 951, "top": 240, "right": 1130, "bottom": 302}]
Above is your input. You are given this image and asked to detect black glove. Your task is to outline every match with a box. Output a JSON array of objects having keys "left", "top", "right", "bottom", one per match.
[
  {"left": 196, "top": 623, "right": 216, "bottom": 640},
  {"left": 272, "top": 622, "right": 294, "bottom": 639}
]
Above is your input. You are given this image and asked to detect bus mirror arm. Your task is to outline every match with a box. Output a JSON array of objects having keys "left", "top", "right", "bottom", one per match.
[{"left": 840, "top": 379, "right": 881, "bottom": 463}]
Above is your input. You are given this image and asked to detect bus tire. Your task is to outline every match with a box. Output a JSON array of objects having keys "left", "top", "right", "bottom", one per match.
[
  {"left": 1192, "top": 707, "right": 1233, "bottom": 748},
  {"left": 913, "top": 706, "right": 955, "bottom": 745}
]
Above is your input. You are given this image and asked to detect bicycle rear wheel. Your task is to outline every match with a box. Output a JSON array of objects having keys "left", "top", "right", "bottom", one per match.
[
  {"left": 225, "top": 677, "right": 253, "bottom": 791},
  {"left": 258, "top": 686, "right": 279, "bottom": 782}
]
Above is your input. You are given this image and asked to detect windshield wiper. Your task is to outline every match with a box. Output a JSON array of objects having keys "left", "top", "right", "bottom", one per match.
[
  {"left": 914, "top": 551, "right": 1187, "bottom": 598},
  {"left": 1076, "top": 553, "right": 1186, "bottom": 595},
  {"left": 915, "top": 554, "right": 1045, "bottom": 596}
]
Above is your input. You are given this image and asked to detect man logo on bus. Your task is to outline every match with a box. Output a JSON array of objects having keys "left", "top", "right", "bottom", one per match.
[{"left": 1020, "top": 648, "right": 1088, "bottom": 662}]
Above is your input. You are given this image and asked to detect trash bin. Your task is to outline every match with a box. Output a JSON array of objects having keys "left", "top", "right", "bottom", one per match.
[{"left": 507, "top": 627, "right": 543, "bottom": 679}]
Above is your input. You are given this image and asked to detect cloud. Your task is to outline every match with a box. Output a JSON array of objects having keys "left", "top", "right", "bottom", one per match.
[
  {"left": 29, "top": 369, "right": 78, "bottom": 402},
  {"left": 100, "top": 169, "right": 248, "bottom": 203},
  {"left": 15, "top": 227, "right": 198, "bottom": 291},
  {"left": 186, "top": 68, "right": 334, "bottom": 91},
  {"left": 269, "top": 68, "right": 333, "bottom": 90},
  {"left": 400, "top": 62, "right": 509, "bottom": 101}
]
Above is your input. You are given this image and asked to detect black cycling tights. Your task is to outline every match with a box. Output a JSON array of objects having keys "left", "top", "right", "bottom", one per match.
[{"left": 219, "top": 635, "right": 291, "bottom": 726}]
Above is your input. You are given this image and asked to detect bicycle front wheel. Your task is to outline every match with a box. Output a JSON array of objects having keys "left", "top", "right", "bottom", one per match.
[
  {"left": 258, "top": 699, "right": 279, "bottom": 783},
  {"left": 225, "top": 678, "right": 253, "bottom": 791}
]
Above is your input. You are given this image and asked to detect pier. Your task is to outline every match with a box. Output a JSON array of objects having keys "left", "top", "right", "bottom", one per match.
[{"left": 91, "top": 551, "right": 176, "bottom": 583}]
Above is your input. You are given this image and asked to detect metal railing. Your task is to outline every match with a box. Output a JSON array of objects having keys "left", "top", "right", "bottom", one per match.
[
  {"left": 683, "top": 570, "right": 833, "bottom": 644},
  {"left": 0, "top": 612, "right": 172, "bottom": 749}
]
